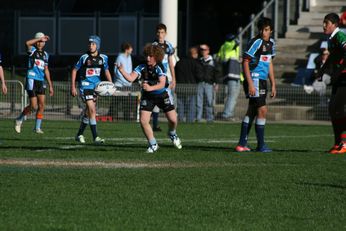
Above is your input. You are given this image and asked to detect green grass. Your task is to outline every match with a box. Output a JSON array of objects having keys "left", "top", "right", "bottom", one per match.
[{"left": 0, "top": 120, "right": 345, "bottom": 230}]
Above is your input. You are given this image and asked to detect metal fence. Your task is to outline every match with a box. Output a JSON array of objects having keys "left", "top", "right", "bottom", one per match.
[{"left": 0, "top": 80, "right": 331, "bottom": 123}]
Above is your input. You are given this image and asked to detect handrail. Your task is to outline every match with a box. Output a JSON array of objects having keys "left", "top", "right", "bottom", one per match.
[
  {"left": 238, "top": 0, "right": 276, "bottom": 39},
  {"left": 237, "top": 0, "right": 307, "bottom": 56},
  {"left": 237, "top": 0, "right": 276, "bottom": 56}
]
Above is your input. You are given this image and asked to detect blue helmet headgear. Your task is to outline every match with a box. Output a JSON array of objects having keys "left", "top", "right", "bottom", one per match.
[{"left": 89, "top": 35, "right": 101, "bottom": 50}]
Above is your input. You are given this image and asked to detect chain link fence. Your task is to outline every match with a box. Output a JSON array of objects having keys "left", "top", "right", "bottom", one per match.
[{"left": 0, "top": 80, "right": 331, "bottom": 123}]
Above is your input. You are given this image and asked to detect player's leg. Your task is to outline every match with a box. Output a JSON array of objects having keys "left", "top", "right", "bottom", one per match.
[
  {"left": 152, "top": 106, "right": 161, "bottom": 131},
  {"left": 329, "top": 86, "right": 346, "bottom": 154},
  {"left": 15, "top": 79, "right": 38, "bottom": 133},
  {"left": 141, "top": 110, "right": 158, "bottom": 152},
  {"left": 15, "top": 96, "right": 38, "bottom": 133},
  {"left": 34, "top": 94, "right": 45, "bottom": 133},
  {"left": 75, "top": 92, "right": 89, "bottom": 143},
  {"left": 86, "top": 99, "right": 103, "bottom": 144},
  {"left": 165, "top": 109, "right": 182, "bottom": 149},
  {"left": 75, "top": 109, "right": 88, "bottom": 144},
  {"left": 255, "top": 105, "right": 271, "bottom": 152},
  {"left": 236, "top": 104, "right": 256, "bottom": 152}
]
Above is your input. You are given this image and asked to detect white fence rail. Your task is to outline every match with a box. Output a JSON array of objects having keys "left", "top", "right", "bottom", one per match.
[{"left": 0, "top": 81, "right": 331, "bottom": 122}]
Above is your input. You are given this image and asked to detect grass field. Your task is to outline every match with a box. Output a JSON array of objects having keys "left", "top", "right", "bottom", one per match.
[{"left": 0, "top": 119, "right": 345, "bottom": 230}]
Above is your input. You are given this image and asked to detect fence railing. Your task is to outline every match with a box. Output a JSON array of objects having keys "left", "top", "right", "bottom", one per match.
[{"left": 0, "top": 80, "right": 331, "bottom": 123}]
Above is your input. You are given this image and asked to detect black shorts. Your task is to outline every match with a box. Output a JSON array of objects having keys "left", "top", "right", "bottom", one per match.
[
  {"left": 25, "top": 79, "right": 46, "bottom": 98},
  {"left": 81, "top": 89, "right": 97, "bottom": 102},
  {"left": 140, "top": 90, "right": 175, "bottom": 113},
  {"left": 243, "top": 78, "right": 268, "bottom": 108}
]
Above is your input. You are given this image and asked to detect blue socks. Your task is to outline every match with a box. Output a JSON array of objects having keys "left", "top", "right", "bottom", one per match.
[{"left": 255, "top": 118, "right": 266, "bottom": 149}]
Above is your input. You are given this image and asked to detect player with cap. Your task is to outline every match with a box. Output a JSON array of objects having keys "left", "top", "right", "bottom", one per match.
[
  {"left": 71, "top": 35, "right": 112, "bottom": 144},
  {"left": 15, "top": 32, "right": 54, "bottom": 134}
]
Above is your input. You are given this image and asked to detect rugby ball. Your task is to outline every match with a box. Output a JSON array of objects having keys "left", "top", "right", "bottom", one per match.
[{"left": 95, "top": 81, "right": 116, "bottom": 96}]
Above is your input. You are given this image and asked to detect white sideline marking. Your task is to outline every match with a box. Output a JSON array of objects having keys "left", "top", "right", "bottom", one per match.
[
  {"left": 44, "top": 134, "right": 332, "bottom": 145},
  {"left": 0, "top": 158, "right": 299, "bottom": 169}
]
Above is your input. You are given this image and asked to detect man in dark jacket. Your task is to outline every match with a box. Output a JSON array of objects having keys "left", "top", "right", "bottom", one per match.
[
  {"left": 175, "top": 46, "right": 203, "bottom": 122},
  {"left": 196, "top": 44, "right": 220, "bottom": 122}
]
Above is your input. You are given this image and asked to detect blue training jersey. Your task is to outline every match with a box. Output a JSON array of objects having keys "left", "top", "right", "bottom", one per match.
[
  {"left": 152, "top": 39, "right": 175, "bottom": 74},
  {"left": 26, "top": 46, "right": 49, "bottom": 81},
  {"left": 74, "top": 52, "right": 109, "bottom": 90},
  {"left": 243, "top": 36, "right": 276, "bottom": 80},
  {"left": 134, "top": 64, "right": 167, "bottom": 94}
]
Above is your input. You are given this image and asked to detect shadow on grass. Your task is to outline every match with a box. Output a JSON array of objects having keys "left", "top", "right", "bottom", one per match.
[{"left": 297, "top": 182, "right": 346, "bottom": 190}]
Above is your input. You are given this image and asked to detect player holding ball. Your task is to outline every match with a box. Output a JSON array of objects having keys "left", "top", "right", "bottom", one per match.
[{"left": 71, "top": 35, "right": 112, "bottom": 144}]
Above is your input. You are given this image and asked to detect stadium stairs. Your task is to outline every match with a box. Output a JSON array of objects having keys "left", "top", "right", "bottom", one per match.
[{"left": 275, "top": 0, "right": 345, "bottom": 84}]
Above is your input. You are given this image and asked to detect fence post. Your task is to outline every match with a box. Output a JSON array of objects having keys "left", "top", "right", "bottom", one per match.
[
  {"left": 238, "top": 27, "right": 243, "bottom": 59},
  {"left": 274, "top": 0, "right": 278, "bottom": 39},
  {"left": 66, "top": 68, "right": 72, "bottom": 116},
  {"left": 250, "top": 14, "right": 255, "bottom": 38},
  {"left": 263, "top": 1, "right": 268, "bottom": 17},
  {"left": 10, "top": 66, "right": 15, "bottom": 113},
  {"left": 286, "top": 0, "right": 290, "bottom": 29}
]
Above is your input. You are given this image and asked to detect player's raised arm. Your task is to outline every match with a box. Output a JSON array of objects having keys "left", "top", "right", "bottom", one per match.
[{"left": 116, "top": 63, "right": 138, "bottom": 82}]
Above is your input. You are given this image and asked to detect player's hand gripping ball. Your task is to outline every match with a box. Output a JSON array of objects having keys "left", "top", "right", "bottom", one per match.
[{"left": 95, "top": 81, "right": 117, "bottom": 96}]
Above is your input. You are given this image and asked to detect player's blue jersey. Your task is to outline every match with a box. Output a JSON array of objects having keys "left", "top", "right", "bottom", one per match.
[
  {"left": 74, "top": 53, "right": 109, "bottom": 90},
  {"left": 26, "top": 46, "right": 49, "bottom": 81},
  {"left": 243, "top": 36, "right": 276, "bottom": 80},
  {"left": 134, "top": 63, "right": 167, "bottom": 94},
  {"left": 152, "top": 39, "right": 175, "bottom": 74}
]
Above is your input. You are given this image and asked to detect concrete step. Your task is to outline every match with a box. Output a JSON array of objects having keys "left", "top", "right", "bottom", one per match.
[
  {"left": 311, "top": 0, "right": 346, "bottom": 7},
  {"left": 286, "top": 25, "right": 325, "bottom": 33},
  {"left": 275, "top": 56, "right": 307, "bottom": 66},
  {"left": 309, "top": 5, "right": 344, "bottom": 13},
  {"left": 276, "top": 38, "right": 320, "bottom": 46},
  {"left": 298, "top": 18, "right": 323, "bottom": 26},
  {"left": 299, "top": 12, "right": 329, "bottom": 20},
  {"left": 285, "top": 31, "right": 323, "bottom": 39},
  {"left": 275, "top": 49, "right": 309, "bottom": 61}
]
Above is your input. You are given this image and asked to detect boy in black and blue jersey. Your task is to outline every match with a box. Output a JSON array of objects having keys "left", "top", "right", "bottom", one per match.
[
  {"left": 117, "top": 44, "right": 182, "bottom": 153},
  {"left": 15, "top": 32, "right": 54, "bottom": 134},
  {"left": 235, "top": 17, "right": 277, "bottom": 153},
  {"left": 71, "top": 35, "right": 112, "bottom": 144}
]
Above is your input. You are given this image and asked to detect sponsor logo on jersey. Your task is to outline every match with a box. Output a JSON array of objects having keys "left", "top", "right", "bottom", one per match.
[
  {"left": 260, "top": 55, "right": 271, "bottom": 62},
  {"left": 35, "top": 59, "right": 45, "bottom": 69},
  {"left": 86, "top": 68, "right": 101, "bottom": 77}
]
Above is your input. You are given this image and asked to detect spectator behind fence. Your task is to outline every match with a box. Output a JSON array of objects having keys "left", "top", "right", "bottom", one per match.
[
  {"left": 14, "top": 32, "right": 54, "bottom": 134},
  {"left": 0, "top": 52, "right": 7, "bottom": 95},
  {"left": 196, "top": 44, "right": 221, "bottom": 123},
  {"left": 109, "top": 42, "right": 136, "bottom": 120},
  {"left": 175, "top": 46, "right": 203, "bottom": 122},
  {"left": 216, "top": 33, "right": 242, "bottom": 121}
]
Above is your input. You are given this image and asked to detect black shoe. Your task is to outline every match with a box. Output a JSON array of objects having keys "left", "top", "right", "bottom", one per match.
[{"left": 153, "top": 126, "right": 162, "bottom": 132}]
